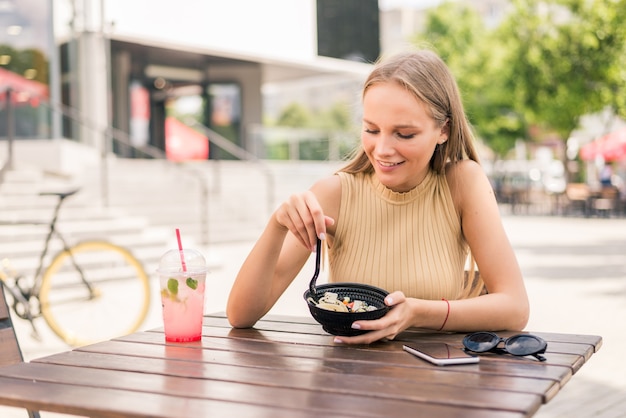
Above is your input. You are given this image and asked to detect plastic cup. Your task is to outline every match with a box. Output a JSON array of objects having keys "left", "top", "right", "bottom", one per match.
[{"left": 157, "top": 248, "right": 208, "bottom": 342}]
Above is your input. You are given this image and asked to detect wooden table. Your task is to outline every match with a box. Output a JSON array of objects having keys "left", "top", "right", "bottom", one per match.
[{"left": 0, "top": 313, "right": 602, "bottom": 418}]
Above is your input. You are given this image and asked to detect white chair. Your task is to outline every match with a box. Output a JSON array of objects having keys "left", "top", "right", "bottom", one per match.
[{"left": 0, "top": 282, "right": 41, "bottom": 418}]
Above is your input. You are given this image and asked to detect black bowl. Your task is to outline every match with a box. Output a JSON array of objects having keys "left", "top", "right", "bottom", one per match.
[{"left": 303, "top": 282, "right": 390, "bottom": 336}]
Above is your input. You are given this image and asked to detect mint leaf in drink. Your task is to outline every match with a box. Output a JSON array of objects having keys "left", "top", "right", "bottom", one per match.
[
  {"left": 167, "top": 278, "right": 179, "bottom": 295},
  {"left": 186, "top": 277, "right": 198, "bottom": 290}
]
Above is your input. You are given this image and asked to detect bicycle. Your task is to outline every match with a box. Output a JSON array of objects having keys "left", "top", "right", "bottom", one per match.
[{"left": 0, "top": 188, "right": 151, "bottom": 347}]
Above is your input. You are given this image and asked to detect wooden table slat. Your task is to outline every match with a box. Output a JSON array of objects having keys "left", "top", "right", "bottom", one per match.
[
  {"left": 31, "top": 348, "right": 546, "bottom": 413},
  {"left": 115, "top": 331, "right": 568, "bottom": 398},
  {"left": 0, "top": 376, "right": 325, "bottom": 418},
  {"left": 0, "top": 314, "right": 601, "bottom": 418},
  {"left": 0, "top": 361, "right": 534, "bottom": 417}
]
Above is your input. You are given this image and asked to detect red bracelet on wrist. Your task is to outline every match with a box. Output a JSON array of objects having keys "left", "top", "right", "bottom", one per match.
[{"left": 438, "top": 298, "right": 450, "bottom": 331}]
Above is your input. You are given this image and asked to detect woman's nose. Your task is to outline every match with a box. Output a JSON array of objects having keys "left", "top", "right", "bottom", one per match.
[{"left": 375, "top": 134, "right": 395, "bottom": 155}]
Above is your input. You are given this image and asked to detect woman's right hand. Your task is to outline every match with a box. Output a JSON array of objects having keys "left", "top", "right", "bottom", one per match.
[{"left": 274, "top": 190, "right": 334, "bottom": 251}]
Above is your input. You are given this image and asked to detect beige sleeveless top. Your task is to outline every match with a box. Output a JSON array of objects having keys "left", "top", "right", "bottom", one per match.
[{"left": 329, "top": 170, "right": 471, "bottom": 301}]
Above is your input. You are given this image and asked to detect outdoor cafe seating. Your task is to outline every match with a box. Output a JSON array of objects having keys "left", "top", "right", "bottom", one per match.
[{"left": 565, "top": 183, "right": 624, "bottom": 217}]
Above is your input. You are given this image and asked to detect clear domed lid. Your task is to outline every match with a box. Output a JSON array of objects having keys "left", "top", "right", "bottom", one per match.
[{"left": 157, "top": 248, "right": 207, "bottom": 274}]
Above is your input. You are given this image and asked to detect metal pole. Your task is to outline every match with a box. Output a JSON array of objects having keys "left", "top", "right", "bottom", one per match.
[
  {"left": 101, "top": 127, "right": 110, "bottom": 207},
  {"left": 201, "top": 175, "right": 209, "bottom": 246},
  {"left": 0, "top": 88, "right": 15, "bottom": 184},
  {"left": 48, "top": 0, "right": 62, "bottom": 139},
  {"left": 7, "top": 88, "right": 14, "bottom": 170}
]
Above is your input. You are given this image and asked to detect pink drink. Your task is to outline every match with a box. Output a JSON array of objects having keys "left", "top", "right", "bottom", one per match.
[
  {"left": 160, "top": 273, "right": 206, "bottom": 342},
  {"left": 157, "top": 248, "right": 208, "bottom": 342}
]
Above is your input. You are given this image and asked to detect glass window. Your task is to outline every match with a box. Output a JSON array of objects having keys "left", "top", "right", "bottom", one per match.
[{"left": 207, "top": 83, "right": 241, "bottom": 159}]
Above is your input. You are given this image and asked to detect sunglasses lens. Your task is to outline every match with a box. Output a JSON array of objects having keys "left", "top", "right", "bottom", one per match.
[
  {"left": 463, "top": 332, "right": 499, "bottom": 352},
  {"left": 505, "top": 335, "right": 546, "bottom": 356}
]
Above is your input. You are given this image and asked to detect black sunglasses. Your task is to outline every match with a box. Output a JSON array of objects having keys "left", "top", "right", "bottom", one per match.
[{"left": 462, "top": 331, "right": 547, "bottom": 361}]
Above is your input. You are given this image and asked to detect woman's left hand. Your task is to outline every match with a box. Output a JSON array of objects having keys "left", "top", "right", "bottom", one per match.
[{"left": 333, "top": 291, "right": 412, "bottom": 344}]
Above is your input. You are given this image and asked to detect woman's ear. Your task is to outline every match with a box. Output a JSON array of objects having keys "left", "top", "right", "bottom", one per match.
[{"left": 438, "top": 119, "right": 450, "bottom": 144}]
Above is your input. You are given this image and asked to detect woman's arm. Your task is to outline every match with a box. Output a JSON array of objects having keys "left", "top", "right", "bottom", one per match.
[
  {"left": 336, "top": 161, "right": 528, "bottom": 344},
  {"left": 442, "top": 159, "right": 529, "bottom": 331},
  {"left": 226, "top": 175, "right": 341, "bottom": 328}
]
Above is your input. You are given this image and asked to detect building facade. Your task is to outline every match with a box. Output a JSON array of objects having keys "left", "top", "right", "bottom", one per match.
[{"left": 1, "top": 0, "right": 376, "bottom": 172}]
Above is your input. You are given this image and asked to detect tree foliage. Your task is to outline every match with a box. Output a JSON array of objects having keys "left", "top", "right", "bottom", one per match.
[
  {"left": 502, "top": 0, "right": 626, "bottom": 138},
  {"left": 0, "top": 45, "right": 49, "bottom": 84},
  {"left": 412, "top": 0, "right": 626, "bottom": 157},
  {"left": 276, "top": 101, "right": 353, "bottom": 132},
  {"left": 413, "top": 2, "right": 525, "bottom": 156},
  {"left": 276, "top": 102, "right": 312, "bottom": 128}
]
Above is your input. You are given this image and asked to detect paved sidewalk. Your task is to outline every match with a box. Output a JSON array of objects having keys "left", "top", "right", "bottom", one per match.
[
  {"left": 505, "top": 216, "right": 626, "bottom": 418},
  {"left": 3, "top": 214, "right": 626, "bottom": 417}
]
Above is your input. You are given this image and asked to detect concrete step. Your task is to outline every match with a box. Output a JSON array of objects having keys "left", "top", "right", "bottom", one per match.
[
  {"left": 1, "top": 239, "right": 166, "bottom": 277},
  {"left": 0, "top": 169, "right": 77, "bottom": 196},
  {"left": 0, "top": 216, "right": 150, "bottom": 248},
  {"left": 0, "top": 168, "right": 167, "bottom": 279},
  {"left": 0, "top": 157, "right": 339, "bottom": 279}
]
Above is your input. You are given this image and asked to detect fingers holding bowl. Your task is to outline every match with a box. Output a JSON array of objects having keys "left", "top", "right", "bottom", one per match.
[{"left": 304, "top": 283, "right": 390, "bottom": 337}]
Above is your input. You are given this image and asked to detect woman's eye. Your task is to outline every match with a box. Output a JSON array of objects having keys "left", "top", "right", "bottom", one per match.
[
  {"left": 364, "top": 128, "right": 379, "bottom": 134},
  {"left": 397, "top": 133, "right": 415, "bottom": 140}
]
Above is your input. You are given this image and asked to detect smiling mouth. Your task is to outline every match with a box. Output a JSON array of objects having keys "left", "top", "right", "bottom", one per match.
[{"left": 378, "top": 161, "right": 404, "bottom": 167}]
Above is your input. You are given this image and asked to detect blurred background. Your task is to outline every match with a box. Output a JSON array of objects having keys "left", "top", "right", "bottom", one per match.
[
  {"left": 1, "top": 1, "right": 626, "bottom": 417},
  {"left": 1, "top": 0, "right": 626, "bottom": 252}
]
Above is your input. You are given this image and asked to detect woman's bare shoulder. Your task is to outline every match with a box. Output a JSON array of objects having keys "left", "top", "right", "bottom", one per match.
[
  {"left": 311, "top": 174, "right": 342, "bottom": 223},
  {"left": 445, "top": 159, "right": 483, "bottom": 178},
  {"left": 445, "top": 160, "right": 493, "bottom": 208},
  {"left": 445, "top": 160, "right": 489, "bottom": 187},
  {"left": 311, "top": 173, "right": 342, "bottom": 195}
]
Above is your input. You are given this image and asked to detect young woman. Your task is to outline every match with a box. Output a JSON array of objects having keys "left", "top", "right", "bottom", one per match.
[{"left": 226, "top": 49, "right": 529, "bottom": 344}]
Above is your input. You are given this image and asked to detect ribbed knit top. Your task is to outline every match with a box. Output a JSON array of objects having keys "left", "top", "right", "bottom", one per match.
[{"left": 329, "top": 170, "right": 470, "bottom": 301}]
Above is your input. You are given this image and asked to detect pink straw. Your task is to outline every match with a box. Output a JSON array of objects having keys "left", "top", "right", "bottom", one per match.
[{"left": 175, "top": 228, "right": 187, "bottom": 272}]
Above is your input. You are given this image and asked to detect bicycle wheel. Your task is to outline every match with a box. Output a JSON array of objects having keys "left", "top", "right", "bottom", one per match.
[{"left": 39, "top": 240, "right": 151, "bottom": 346}]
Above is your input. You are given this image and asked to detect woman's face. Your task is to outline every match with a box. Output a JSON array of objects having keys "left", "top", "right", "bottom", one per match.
[{"left": 361, "top": 81, "right": 448, "bottom": 193}]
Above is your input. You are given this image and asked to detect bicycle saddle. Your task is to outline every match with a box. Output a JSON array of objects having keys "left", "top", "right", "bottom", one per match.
[{"left": 39, "top": 188, "right": 81, "bottom": 199}]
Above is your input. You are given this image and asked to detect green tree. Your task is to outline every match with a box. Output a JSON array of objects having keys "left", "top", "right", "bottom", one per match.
[
  {"left": 276, "top": 102, "right": 313, "bottom": 127},
  {"left": 413, "top": 0, "right": 626, "bottom": 158},
  {"left": 502, "top": 0, "right": 626, "bottom": 138},
  {"left": 0, "top": 45, "right": 48, "bottom": 84},
  {"left": 414, "top": 2, "right": 525, "bottom": 157},
  {"left": 273, "top": 101, "right": 358, "bottom": 160},
  {"left": 316, "top": 101, "right": 353, "bottom": 131}
]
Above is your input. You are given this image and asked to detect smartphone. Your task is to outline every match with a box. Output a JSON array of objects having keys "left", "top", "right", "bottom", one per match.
[{"left": 403, "top": 343, "right": 479, "bottom": 366}]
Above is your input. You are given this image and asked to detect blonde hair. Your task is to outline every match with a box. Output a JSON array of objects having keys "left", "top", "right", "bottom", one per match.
[{"left": 341, "top": 49, "right": 480, "bottom": 175}]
